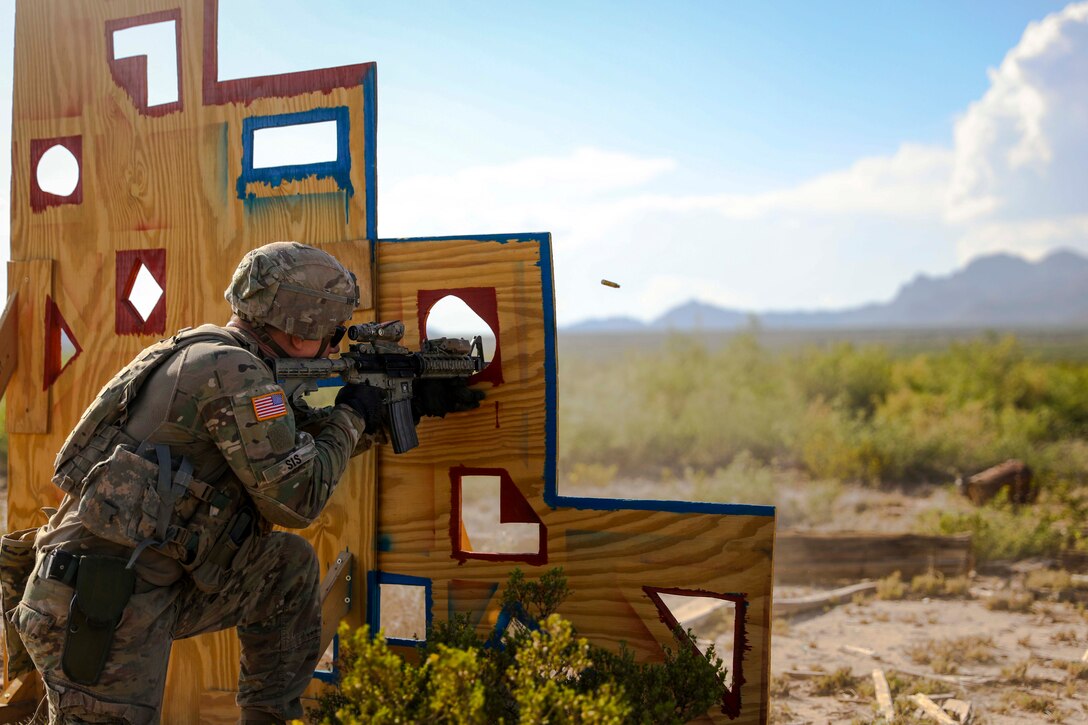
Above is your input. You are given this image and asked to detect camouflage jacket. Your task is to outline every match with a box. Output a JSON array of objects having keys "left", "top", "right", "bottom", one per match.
[{"left": 36, "top": 324, "right": 375, "bottom": 585}]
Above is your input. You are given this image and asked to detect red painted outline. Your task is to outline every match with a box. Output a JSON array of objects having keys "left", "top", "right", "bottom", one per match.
[
  {"left": 202, "top": 0, "right": 374, "bottom": 106},
  {"left": 643, "top": 586, "right": 749, "bottom": 719},
  {"left": 115, "top": 249, "right": 167, "bottom": 336},
  {"left": 30, "top": 137, "right": 83, "bottom": 213},
  {"left": 105, "top": 9, "right": 184, "bottom": 116},
  {"left": 418, "top": 287, "right": 504, "bottom": 386},
  {"left": 450, "top": 466, "right": 546, "bottom": 566},
  {"left": 44, "top": 296, "right": 82, "bottom": 390}
]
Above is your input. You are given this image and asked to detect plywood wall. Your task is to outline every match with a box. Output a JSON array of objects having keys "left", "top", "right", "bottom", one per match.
[
  {"left": 8, "top": 1, "right": 774, "bottom": 722},
  {"left": 373, "top": 234, "right": 774, "bottom": 723},
  {"left": 9, "top": 1, "right": 378, "bottom": 721}
]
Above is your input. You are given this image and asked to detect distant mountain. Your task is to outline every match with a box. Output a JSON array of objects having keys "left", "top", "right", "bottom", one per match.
[{"left": 566, "top": 249, "right": 1088, "bottom": 331}]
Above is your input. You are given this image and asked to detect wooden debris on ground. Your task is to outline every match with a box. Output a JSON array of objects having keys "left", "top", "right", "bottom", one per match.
[
  {"left": 872, "top": 668, "right": 895, "bottom": 723},
  {"left": 942, "top": 698, "right": 973, "bottom": 724},
  {"left": 910, "top": 693, "right": 958, "bottom": 724},
  {"left": 775, "top": 581, "right": 878, "bottom": 617},
  {"left": 958, "top": 459, "right": 1034, "bottom": 505}
]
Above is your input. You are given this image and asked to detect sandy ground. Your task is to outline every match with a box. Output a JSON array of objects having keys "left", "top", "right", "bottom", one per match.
[{"left": 768, "top": 582, "right": 1088, "bottom": 723}]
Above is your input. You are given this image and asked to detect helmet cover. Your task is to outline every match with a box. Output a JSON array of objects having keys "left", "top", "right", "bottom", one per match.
[{"left": 224, "top": 241, "right": 359, "bottom": 340}]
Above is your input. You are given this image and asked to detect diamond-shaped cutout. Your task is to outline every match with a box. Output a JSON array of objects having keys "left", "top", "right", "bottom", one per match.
[
  {"left": 116, "top": 249, "right": 167, "bottom": 335},
  {"left": 128, "top": 263, "right": 163, "bottom": 322}
]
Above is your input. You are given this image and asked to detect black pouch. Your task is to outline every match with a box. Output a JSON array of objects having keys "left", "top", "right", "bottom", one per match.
[{"left": 61, "top": 555, "right": 135, "bottom": 685}]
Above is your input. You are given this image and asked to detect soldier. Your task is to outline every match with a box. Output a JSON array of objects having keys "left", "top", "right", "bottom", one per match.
[{"left": 8, "top": 242, "right": 478, "bottom": 724}]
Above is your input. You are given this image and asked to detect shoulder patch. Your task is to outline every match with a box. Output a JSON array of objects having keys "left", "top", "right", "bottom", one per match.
[{"left": 252, "top": 391, "right": 288, "bottom": 421}]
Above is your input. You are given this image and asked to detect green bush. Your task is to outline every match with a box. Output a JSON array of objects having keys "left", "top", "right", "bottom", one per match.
[
  {"left": 308, "top": 569, "right": 728, "bottom": 724},
  {"left": 559, "top": 332, "right": 1088, "bottom": 489}
]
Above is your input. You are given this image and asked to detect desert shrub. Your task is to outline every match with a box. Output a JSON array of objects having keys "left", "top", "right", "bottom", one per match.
[
  {"left": 922, "top": 502, "right": 1069, "bottom": 562},
  {"left": 984, "top": 590, "right": 1035, "bottom": 612},
  {"left": 876, "top": 572, "right": 907, "bottom": 600},
  {"left": 692, "top": 451, "right": 777, "bottom": 505},
  {"left": 307, "top": 568, "right": 727, "bottom": 725},
  {"left": 906, "top": 635, "right": 994, "bottom": 675},
  {"left": 561, "top": 334, "right": 1088, "bottom": 481},
  {"left": 809, "top": 667, "right": 860, "bottom": 696}
]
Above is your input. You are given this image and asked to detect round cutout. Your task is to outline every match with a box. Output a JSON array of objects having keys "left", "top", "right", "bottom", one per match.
[
  {"left": 425, "top": 295, "right": 495, "bottom": 364},
  {"left": 36, "top": 145, "right": 80, "bottom": 197}
]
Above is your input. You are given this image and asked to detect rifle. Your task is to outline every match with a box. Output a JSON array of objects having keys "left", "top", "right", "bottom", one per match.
[{"left": 272, "top": 321, "right": 485, "bottom": 454}]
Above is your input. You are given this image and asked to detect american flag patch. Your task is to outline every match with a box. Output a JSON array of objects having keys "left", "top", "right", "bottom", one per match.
[{"left": 252, "top": 391, "right": 288, "bottom": 421}]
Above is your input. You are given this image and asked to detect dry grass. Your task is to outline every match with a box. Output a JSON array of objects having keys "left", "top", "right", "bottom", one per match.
[
  {"left": 984, "top": 589, "right": 1035, "bottom": 612},
  {"left": 810, "top": 667, "right": 860, "bottom": 696},
  {"left": 1050, "top": 628, "right": 1080, "bottom": 644},
  {"left": 876, "top": 571, "right": 907, "bottom": 600},
  {"left": 1027, "top": 568, "right": 1075, "bottom": 594},
  {"left": 906, "top": 635, "right": 995, "bottom": 675},
  {"left": 909, "top": 570, "right": 972, "bottom": 598},
  {"left": 1066, "top": 661, "right": 1088, "bottom": 682},
  {"left": 996, "top": 690, "right": 1064, "bottom": 720}
]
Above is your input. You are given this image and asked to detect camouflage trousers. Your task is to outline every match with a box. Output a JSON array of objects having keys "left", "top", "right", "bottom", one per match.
[{"left": 10, "top": 532, "right": 321, "bottom": 724}]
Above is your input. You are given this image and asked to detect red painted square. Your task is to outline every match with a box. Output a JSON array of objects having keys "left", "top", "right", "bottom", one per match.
[
  {"left": 449, "top": 466, "right": 547, "bottom": 566},
  {"left": 418, "top": 287, "right": 503, "bottom": 386},
  {"left": 105, "top": 9, "right": 183, "bottom": 116},
  {"left": 30, "top": 136, "right": 83, "bottom": 213}
]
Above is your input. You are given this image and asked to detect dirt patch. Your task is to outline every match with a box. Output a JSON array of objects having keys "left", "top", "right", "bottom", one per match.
[{"left": 769, "top": 580, "right": 1088, "bottom": 723}]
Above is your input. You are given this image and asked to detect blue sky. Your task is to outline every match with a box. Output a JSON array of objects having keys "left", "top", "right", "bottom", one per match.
[{"left": 2, "top": 1, "right": 1086, "bottom": 325}]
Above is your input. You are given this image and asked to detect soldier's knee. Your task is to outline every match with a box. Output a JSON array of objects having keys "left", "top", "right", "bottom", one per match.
[{"left": 274, "top": 533, "right": 319, "bottom": 593}]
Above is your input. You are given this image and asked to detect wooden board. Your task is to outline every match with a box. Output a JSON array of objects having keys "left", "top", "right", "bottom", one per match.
[
  {"left": 5, "top": 262, "right": 51, "bottom": 436},
  {"left": 775, "top": 532, "right": 972, "bottom": 584},
  {"left": 0, "top": 293, "right": 19, "bottom": 402},
  {"left": 374, "top": 235, "right": 774, "bottom": 724}
]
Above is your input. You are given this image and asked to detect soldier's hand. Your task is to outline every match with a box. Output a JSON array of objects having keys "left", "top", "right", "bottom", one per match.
[
  {"left": 412, "top": 378, "right": 485, "bottom": 422},
  {"left": 335, "top": 383, "right": 385, "bottom": 431}
]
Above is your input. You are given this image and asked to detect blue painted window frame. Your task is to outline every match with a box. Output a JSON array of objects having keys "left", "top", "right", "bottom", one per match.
[
  {"left": 237, "top": 106, "right": 354, "bottom": 201},
  {"left": 366, "top": 571, "right": 434, "bottom": 648}
]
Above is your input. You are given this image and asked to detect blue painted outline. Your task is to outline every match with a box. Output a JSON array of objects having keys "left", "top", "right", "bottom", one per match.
[
  {"left": 363, "top": 64, "right": 378, "bottom": 240},
  {"left": 366, "top": 571, "right": 434, "bottom": 648},
  {"left": 237, "top": 107, "right": 354, "bottom": 202},
  {"left": 486, "top": 601, "right": 539, "bottom": 649},
  {"left": 376, "top": 233, "right": 775, "bottom": 518},
  {"left": 312, "top": 633, "right": 339, "bottom": 683}
]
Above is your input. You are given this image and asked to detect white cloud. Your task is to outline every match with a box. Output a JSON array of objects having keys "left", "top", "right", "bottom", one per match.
[
  {"left": 956, "top": 215, "right": 1088, "bottom": 263},
  {"left": 947, "top": 2, "right": 1088, "bottom": 224}
]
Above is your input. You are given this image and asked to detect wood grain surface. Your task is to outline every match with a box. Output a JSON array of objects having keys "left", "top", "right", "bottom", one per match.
[
  {"left": 375, "top": 236, "right": 773, "bottom": 724},
  {"left": 9, "top": 0, "right": 376, "bottom": 719}
]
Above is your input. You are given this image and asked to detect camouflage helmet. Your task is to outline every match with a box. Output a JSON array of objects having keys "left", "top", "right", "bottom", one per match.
[{"left": 224, "top": 241, "right": 359, "bottom": 340}]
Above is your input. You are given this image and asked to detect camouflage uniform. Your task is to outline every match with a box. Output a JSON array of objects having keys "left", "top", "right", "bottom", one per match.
[{"left": 10, "top": 243, "right": 374, "bottom": 724}]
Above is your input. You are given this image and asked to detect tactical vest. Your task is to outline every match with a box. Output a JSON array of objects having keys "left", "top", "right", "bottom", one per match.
[{"left": 52, "top": 326, "right": 259, "bottom": 592}]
